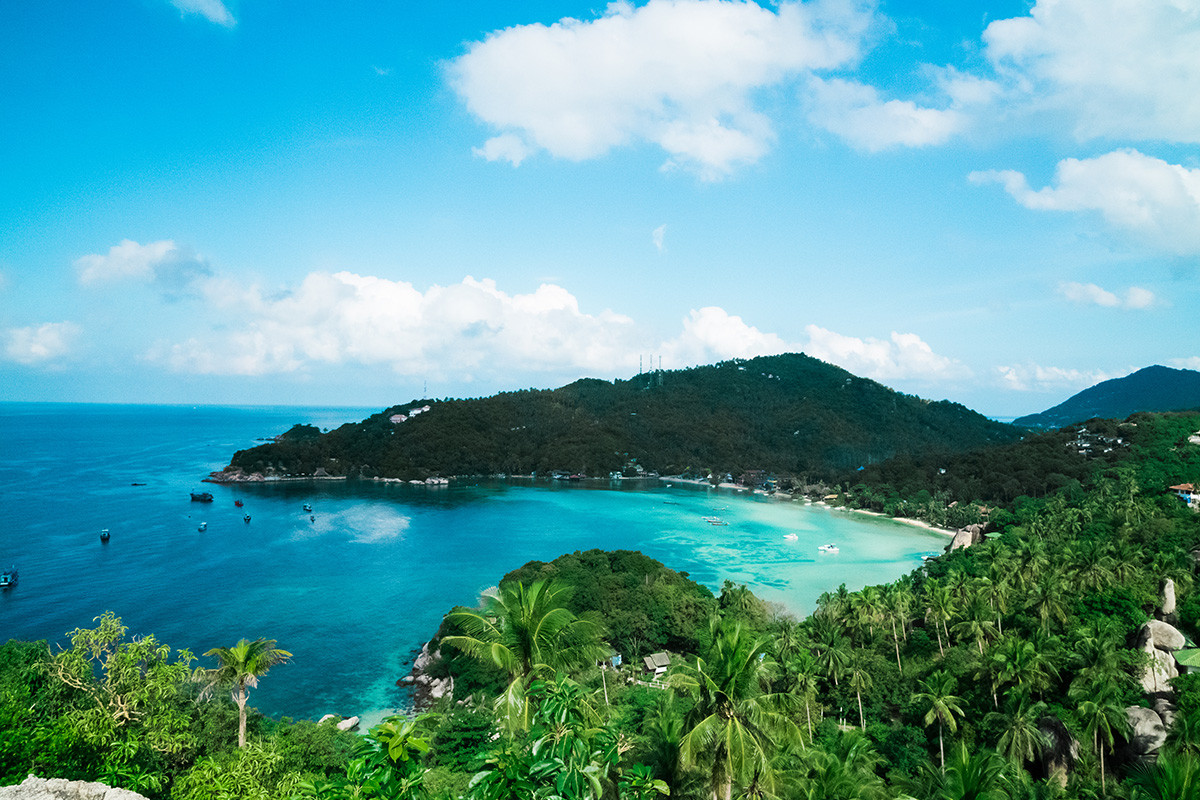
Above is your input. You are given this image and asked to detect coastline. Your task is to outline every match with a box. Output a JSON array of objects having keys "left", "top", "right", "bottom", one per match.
[{"left": 811, "top": 500, "right": 958, "bottom": 538}]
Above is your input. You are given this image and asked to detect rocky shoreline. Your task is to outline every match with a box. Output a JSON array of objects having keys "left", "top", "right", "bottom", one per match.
[{"left": 397, "top": 640, "right": 454, "bottom": 710}]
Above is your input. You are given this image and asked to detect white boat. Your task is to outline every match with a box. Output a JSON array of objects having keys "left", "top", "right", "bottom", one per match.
[
  {"left": 818, "top": 543, "right": 839, "bottom": 553},
  {"left": 784, "top": 533, "right": 798, "bottom": 541},
  {"left": 198, "top": 522, "right": 207, "bottom": 531}
]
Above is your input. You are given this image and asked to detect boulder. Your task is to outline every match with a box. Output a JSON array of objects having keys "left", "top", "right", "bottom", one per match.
[
  {"left": 1126, "top": 707, "right": 1168, "bottom": 755},
  {"left": 1142, "top": 620, "right": 1186, "bottom": 652},
  {"left": 1038, "top": 716, "right": 1079, "bottom": 789},
  {"left": 336, "top": 716, "right": 360, "bottom": 731},
  {"left": 429, "top": 675, "right": 454, "bottom": 700},
  {"left": 0, "top": 776, "right": 149, "bottom": 800},
  {"left": 1163, "top": 578, "right": 1177, "bottom": 617},
  {"left": 1153, "top": 697, "right": 1178, "bottom": 728},
  {"left": 1139, "top": 648, "right": 1180, "bottom": 694},
  {"left": 317, "top": 714, "right": 339, "bottom": 725},
  {"left": 946, "top": 525, "right": 985, "bottom": 552}
]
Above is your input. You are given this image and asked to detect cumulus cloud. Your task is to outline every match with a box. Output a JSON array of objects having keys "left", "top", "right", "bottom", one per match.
[
  {"left": 655, "top": 307, "right": 965, "bottom": 383},
  {"left": 1058, "top": 281, "right": 1158, "bottom": 310},
  {"left": 996, "top": 362, "right": 1114, "bottom": 393},
  {"left": 1173, "top": 357, "right": 1200, "bottom": 371},
  {"left": 4, "top": 322, "right": 81, "bottom": 365},
  {"left": 807, "top": 77, "right": 968, "bottom": 151},
  {"left": 802, "top": 324, "right": 969, "bottom": 381},
  {"left": 75, "top": 239, "right": 213, "bottom": 296},
  {"left": 970, "top": 150, "right": 1200, "bottom": 255},
  {"left": 151, "top": 273, "right": 641, "bottom": 377},
  {"left": 449, "top": 0, "right": 874, "bottom": 177},
  {"left": 982, "top": 0, "right": 1200, "bottom": 144},
  {"left": 169, "top": 0, "right": 235, "bottom": 27}
]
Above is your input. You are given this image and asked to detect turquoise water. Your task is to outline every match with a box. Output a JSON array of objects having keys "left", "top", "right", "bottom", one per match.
[{"left": 0, "top": 403, "right": 947, "bottom": 722}]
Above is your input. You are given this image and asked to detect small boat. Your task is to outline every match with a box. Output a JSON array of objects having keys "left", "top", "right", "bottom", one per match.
[
  {"left": 818, "top": 543, "right": 839, "bottom": 553},
  {"left": 234, "top": 500, "right": 244, "bottom": 508},
  {"left": 198, "top": 522, "right": 207, "bottom": 532},
  {"left": 0, "top": 566, "right": 16, "bottom": 589},
  {"left": 99, "top": 529, "right": 110, "bottom": 542},
  {"left": 243, "top": 514, "right": 251, "bottom": 523},
  {"left": 309, "top": 515, "right": 315, "bottom": 522},
  {"left": 784, "top": 533, "right": 798, "bottom": 541},
  {"left": 302, "top": 504, "right": 312, "bottom": 512},
  {"left": 190, "top": 492, "right": 214, "bottom": 502}
]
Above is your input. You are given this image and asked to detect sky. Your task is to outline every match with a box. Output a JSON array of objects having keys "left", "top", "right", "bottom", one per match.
[{"left": 1, "top": 0, "right": 1198, "bottom": 417}]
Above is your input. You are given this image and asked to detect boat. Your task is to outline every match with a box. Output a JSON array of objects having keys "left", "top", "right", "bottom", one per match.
[
  {"left": 784, "top": 533, "right": 798, "bottom": 541},
  {"left": 190, "top": 492, "right": 213, "bottom": 502},
  {"left": 198, "top": 522, "right": 207, "bottom": 532},
  {"left": 818, "top": 543, "right": 839, "bottom": 553},
  {"left": 234, "top": 500, "right": 244, "bottom": 507},
  {"left": 309, "top": 515, "right": 315, "bottom": 522},
  {"left": 0, "top": 566, "right": 16, "bottom": 589},
  {"left": 302, "top": 504, "right": 312, "bottom": 512},
  {"left": 243, "top": 514, "right": 251, "bottom": 523},
  {"left": 99, "top": 529, "right": 110, "bottom": 542}
]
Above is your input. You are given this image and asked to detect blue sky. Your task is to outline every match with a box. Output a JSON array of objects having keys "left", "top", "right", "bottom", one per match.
[{"left": 1, "top": 0, "right": 1197, "bottom": 416}]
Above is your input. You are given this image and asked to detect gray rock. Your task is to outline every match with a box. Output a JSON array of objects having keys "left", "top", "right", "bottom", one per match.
[
  {"left": 429, "top": 675, "right": 454, "bottom": 700},
  {"left": 1126, "top": 707, "right": 1168, "bottom": 755},
  {"left": 946, "top": 526, "right": 985, "bottom": 552},
  {"left": 0, "top": 777, "right": 149, "bottom": 800},
  {"left": 336, "top": 715, "right": 360, "bottom": 731},
  {"left": 1143, "top": 620, "right": 1186, "bottom": 652},
  {"left": 1154, "top": 697, "right": 1178, "bottom": 728},
  {"left": 1140, "top": 647, "right": 1180, "bottom": 694},
  {"left": 1163, "top": 578, "right": 1177, "bottom": 617},
  {"left": 318, "top": 714, "right": 339, "bottom": 725}
]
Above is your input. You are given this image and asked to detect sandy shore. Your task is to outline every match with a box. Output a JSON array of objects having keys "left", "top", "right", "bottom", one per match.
[{"left": 811, "top": 501, "right": 958, "bottom": 538}]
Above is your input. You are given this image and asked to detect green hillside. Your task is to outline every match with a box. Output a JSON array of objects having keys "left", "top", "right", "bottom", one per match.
[
  {"left": 216, "top": 353, "right": 1020, "bottom": 482},
  {"left": 1014, "top": 364, "right": 1200, "bottom": 429}
]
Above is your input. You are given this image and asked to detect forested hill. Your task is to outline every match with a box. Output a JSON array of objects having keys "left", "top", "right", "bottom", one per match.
[
  {"left": 1014, "top": 364, "right": 1200, "bottom": 429},
  {"left": 217, "top": 353, "right": 1020, "bottom": 482}
]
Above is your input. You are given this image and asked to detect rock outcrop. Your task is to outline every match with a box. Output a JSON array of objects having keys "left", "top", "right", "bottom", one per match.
[
  {"left": 946, "top": 523, "right": 986, "bottom": 552},
  {"left": 1126, "top": 706, "right": 1169, "bottom": 758},
  {"left": 336, "top": 715, "right": 360, "bottom": 731},
  {"left": 1137, "top": 620, "right": 1186, "bottom": 694},
  {"left": 1162, "top": 578, "right": 1177, "bottom": 619},
  {"left": 401, "top": 641, "right": 454, "bottom": 708},
  {"left": 0, "top": 777, "right": 148, "bottom": 800}
]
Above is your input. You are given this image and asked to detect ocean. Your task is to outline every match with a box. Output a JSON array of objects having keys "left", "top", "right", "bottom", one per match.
[{"left": 0, "top": 403, "right": 948, "bottom": 723}]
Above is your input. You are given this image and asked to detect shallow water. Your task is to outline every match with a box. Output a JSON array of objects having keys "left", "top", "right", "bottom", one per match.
[{"left": 0, "top": 403, "right": 946, "bottom": 721}]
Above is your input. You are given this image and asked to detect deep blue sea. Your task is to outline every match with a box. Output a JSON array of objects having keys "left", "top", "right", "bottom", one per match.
[{"left": 0, "top": 403, "right": 947, "bottom": 724}]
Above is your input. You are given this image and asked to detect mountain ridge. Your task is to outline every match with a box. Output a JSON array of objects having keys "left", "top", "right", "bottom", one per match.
[
  {"left": 214, "top": 353, "right": 1020, "bottom": 482},
  {"left": 1013, "top": 364, "right": 1200, "bottom": 429}
]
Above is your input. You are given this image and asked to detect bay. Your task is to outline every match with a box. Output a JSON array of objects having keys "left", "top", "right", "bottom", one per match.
[{"left": 0, "top": 403, "right": 947, "bottom": 723}]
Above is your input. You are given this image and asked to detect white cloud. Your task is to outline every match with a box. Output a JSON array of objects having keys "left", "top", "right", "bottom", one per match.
[
  {"left": 449, "top": 0, "right": 874, "bottom": 176},
  {"left": 995, "top": 362, "right": 1113, "bottom": 393},
  {"left": 472, "top": 134, "right": 531, "bottom": 167},
  {"left": 652, "top": 224, "right": 667, "bottom": 252},
  {"left": 970, "top": 150, "right": 1200, "bottom": 255},
  {"left": 151, "top": 273, "right": 641, "bottom": 377},
  {"left": 4, "top": 322, "right": 81, "bottom": 365},
  {"left": 807, "top": 77, "right": 968, "bottom": 151},
  {"left": 1173, "top": 357, "right": 1200, "bottom": 371},
  {"left": 75, "top": 239, "right": 213, "bottom": 295},
  {"left": 169, "top": 0, "right": 235, "bottom": 27},
  {"left": 1058, "top": 282, "right": 1159, "bottom": 310},
  {"left": 802, "top": 324, "right": 969, "bottom": 381},
  {"left": 655, "top": 308, "right": 965, "bottom": 382},
  {"left": 982, "top": 0, "right": 1200, "bottom": 144}
]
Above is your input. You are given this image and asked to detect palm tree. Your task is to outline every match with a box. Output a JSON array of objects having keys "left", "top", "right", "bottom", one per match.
[
  {"left": 986, "top": 698, "right": 1048, "bottom": 769},
  {"left": 846, "top": 651, "right": 873, "bottom": 733},
  {"left": 931, "top": 741, "right": 1012, "bottom": 800},
  {"left": 925, "top": 580, "right": 954, "bottom": 657},
  {"left": 200, "top": 638, "right": 292, "bottom": 748},
  {"left": 1074, "top": 689, "right": 1129, "bottom": 794},
  {"left": 912, "top": 670, "right": 965, "bottom": 772},
  {"left": 442, "top": 578, "right": 608, "bottom": 732},
  {"left": 670, "top": 620, "right": 800, "bottom": 800},
  {"left": 952, "top": 594, "right": 997, "bottom": 655},
  {"left": 1127, "top": 751, "right": 1200, "bottom": 800}
]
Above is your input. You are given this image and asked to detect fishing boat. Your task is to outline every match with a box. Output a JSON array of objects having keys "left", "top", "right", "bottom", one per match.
[
  {"left": 99, "top": 529, "right": 110, "bottom": 542},
  {"left": 198, "top": 522, "right": 207, "bottom": 532},
  {"left": 190, "top": 492, "right": 213, "bottom": 502},
  {"left": 302, "top": 504, "right": 312, "bottom": 512},
  {"left": 818, "top": 543, "right": 839, "bottom": 553},
  {"left": 243, "top": 514, "right": 251, "bottom": 523},
  {"left": 0, "top": 566, "right": 16, "bottom": 589}
]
